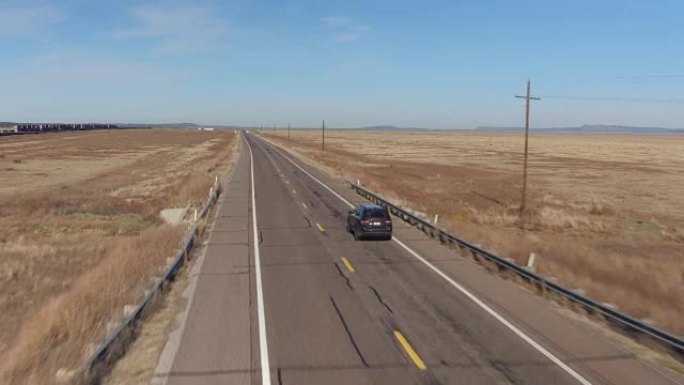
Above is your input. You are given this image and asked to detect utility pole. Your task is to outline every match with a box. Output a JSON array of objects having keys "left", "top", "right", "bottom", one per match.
[
  {"left": 288, "top": 122, "right": 291, "bottom": 142},
  {"left": 515, "top": 79, "right": 541, "bottom": 218},
  {"left": 321, "top": 120, "right": 325, "bottom": 151}
]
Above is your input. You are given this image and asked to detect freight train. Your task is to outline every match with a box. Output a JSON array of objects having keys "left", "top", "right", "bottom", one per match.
[{"left": 12, "top": 123, "right": 118, "bottom": 133}]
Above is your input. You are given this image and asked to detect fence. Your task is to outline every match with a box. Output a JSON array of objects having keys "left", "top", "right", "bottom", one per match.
[
  {"left": 349, "top": 181, "right": 684, "bottom": 359},
  {"left": 84, "top": 178, "right": 222, "bottom": 383}
]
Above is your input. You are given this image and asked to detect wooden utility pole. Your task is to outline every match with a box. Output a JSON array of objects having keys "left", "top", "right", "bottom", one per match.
[
  {"left": 321, "top": 120, "right": 325, "bottom": 151},
  {"left": 288, "top": 122, "right": 291, "bottom": 141},
  {"left": 515, "top": 80, "right": 540, "bottom": 217}
]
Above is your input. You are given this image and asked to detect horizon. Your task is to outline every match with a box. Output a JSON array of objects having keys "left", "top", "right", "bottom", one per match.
[
  {"left": 2, "top": 121, "right": 684, "bottom": 131},
  {"left": 2, "top": 1, "right": 684, "bottom": 129}
]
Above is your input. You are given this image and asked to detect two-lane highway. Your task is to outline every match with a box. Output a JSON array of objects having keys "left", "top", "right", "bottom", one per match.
[{"left": 154, "top": 132, "right": 682, "bottom": 385}]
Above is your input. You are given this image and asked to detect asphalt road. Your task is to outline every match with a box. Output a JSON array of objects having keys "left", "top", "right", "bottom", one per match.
[{"left": 153, "top": 132, "right": 682, "bottom": 385}]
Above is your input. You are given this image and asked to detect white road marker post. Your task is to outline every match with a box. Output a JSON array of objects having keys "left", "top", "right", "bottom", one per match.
[
  {"left": 527, "top": 253, "right": 536, "bottom": 270},
  {"left": 433, "top": 214, "right": 439, "bottom": 225}
]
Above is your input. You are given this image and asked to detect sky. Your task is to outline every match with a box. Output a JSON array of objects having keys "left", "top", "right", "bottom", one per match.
[{"left": 1, "top": 0, "right": 684, "bottom": 129}]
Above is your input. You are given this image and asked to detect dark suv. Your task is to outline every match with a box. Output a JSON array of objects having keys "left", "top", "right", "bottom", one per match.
[{"left": 346, "top": 204, "right": 392, "bottom": 240}]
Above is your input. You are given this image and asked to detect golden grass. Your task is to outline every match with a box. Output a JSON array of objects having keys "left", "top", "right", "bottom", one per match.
[
  {"left": 2, "top": 226, "right": 185, "bottom": 384},
  {"left": 0, "top": 129, "right": 237, "bottom": 384},
  {"left": 261, "top": 130, "right": 684, "bottom": 336}
]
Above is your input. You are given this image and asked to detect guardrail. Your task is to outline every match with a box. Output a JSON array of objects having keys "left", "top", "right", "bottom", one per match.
[
  {"left": 349, "top": 181, "right": 684, "bottom": 359},
  {"left": 84, "top": 178, "right": 222, "bottom": 383}
]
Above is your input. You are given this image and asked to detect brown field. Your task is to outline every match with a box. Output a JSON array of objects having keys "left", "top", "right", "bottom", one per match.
[
  {"left": 0, "top": 129, "right": 238, "bottom": 384},
  {"left": 262, "top": 130, "right": 684, "bottom": 336}
]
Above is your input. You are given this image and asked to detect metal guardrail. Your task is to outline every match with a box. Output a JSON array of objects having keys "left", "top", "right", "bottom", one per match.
[
  {"left": 84, "top": 180, "right": 222, "bottom": 383},
  {"left": 349, "top": 182, "right": 684, "bottom": 358}
]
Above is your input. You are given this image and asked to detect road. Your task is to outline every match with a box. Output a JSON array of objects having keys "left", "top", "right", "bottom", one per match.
[{"left": 152, "top": 132, "right": 682, "bottom": 385}]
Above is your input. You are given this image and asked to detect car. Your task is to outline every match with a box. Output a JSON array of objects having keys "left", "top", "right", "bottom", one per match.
[{"left": 346, "top": 204, "right": 392, "bottom": 240}]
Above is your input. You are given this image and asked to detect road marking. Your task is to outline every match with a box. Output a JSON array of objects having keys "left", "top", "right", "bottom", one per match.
[
  {"left": 292, "top": 189, "right": 297, "bottom": 194},
  {"left": 255, "top": 134, "right": 594, "bottom": 385},
  {"left": 316, "top": 222, "right": 325, "bottom": 232},
  {"left": 394, "top": 331, "right": 427, "bottom": 370},
  {"left": 302, "top": 202, "right": 307, "bottom": 209},
  {"left": 245, "top": 135, "right": 272, "bottom": 385},
  {"left": 341, "top": 257, "right": 355, "bottom": 273}
]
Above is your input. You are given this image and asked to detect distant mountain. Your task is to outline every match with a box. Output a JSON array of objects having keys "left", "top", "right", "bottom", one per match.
[{"left": 476, "top": 124, "right": 684, "bottom": 133}]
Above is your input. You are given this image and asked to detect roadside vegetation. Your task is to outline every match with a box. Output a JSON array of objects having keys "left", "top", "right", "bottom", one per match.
[
  {"left": 0, "top": 129, "right": 238, "bottom": 384},
  {"left": 261, "top": 130, "right": 684, "bottom": 337}
]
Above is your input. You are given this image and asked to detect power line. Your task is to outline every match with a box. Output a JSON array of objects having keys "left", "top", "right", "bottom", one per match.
[{"left": 540, "top": 95, "right": 684, "bottom": 104}]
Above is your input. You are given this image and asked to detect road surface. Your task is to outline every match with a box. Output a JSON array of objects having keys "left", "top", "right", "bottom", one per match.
[{"left": 152, "top": 132, "right": 682, "bottom": 385}]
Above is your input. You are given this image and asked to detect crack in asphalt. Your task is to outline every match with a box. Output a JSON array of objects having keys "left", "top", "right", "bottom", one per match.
[
  {"left": 333, "top": 262, "right": 353, "bottom": 290},
  {"left": 369, "top": 285, "right": 394, "bottom": 314},
  {"left": 329, "top": 296, "right": 369, "bottom": 368}
]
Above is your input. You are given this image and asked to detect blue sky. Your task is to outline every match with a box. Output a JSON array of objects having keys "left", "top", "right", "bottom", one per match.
[{"left": 1, "top": 0, "right": 683, "bottom": 129}]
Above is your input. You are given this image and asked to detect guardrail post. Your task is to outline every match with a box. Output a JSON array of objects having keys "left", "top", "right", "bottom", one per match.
[
  {"left": 499, "top": 257, "right": 515, "bottom": 278},
  {"left": 470, "top": 248, "right": 480, "bottom": 262}
]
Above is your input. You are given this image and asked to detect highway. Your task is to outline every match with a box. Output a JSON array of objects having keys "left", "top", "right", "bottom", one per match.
[{"left": 153, "top": 132, "right": 682, "bottom": 385}]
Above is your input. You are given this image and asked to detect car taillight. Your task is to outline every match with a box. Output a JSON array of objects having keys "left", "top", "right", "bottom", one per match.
[
  {"left": 384, "top": 220, "right": 392, "bottom": 225},
  {"left": 361, "top": 220, "right": 371, "bottom": 225}
]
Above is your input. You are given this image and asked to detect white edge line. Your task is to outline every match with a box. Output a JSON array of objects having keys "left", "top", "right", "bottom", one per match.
[
  {"left": 152, "top": 142, "right": 247, "bottom": 385},
  {"left": 246, "top": 134, "right": 272, "bottom": 385},
  {"left": 252, "top": 133, "right": 593, "bottom": 385}
]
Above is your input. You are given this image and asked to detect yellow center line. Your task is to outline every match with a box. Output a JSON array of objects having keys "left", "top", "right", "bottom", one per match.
[
  {"left": 341, "top": 257, "right": 355, "bottom": 273},
  {"left": 316, "top": 222, "right": 325, "bottom": 232},
  {"left": 302, "top": 202, "right": 307, "bottom": 209},
  {"left": 394, "top": 331, "right": 427, "bottom": 370}
]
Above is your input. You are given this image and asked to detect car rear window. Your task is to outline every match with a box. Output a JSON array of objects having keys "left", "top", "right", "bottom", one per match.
[{"left": 362, "top": 208, "right": 389, "bottom": 219}]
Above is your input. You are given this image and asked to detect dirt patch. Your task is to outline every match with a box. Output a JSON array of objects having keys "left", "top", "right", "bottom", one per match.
[
  {"left": 261, "top": 130, "right": 684, "bottom": 336},
  {"left": 0, "top": 129, "right": 237, "bottom": 384}
]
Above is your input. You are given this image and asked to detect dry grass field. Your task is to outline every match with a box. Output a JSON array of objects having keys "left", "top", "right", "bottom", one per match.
[
  {"left": 0, "top": 129, "right": 238, "bottom": 384},
  {"left": 262, "top": 130, "right": 684, "bottom": 336}
]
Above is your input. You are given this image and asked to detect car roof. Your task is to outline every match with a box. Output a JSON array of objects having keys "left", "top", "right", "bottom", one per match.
[{"left": 359, "top": 204, "right": 386, "bottom": 210}]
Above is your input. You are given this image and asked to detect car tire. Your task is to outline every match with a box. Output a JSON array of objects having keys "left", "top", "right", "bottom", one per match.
[{"left": 353, "top": 230, "right": 360, "bottom": 241}]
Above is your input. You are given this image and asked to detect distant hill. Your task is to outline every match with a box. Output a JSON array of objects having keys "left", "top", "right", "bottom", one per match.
[
  {"left": 476, "top": 124, "right": 684, "bottom": 134},
  {"left": 357, "top": 125, "right": 430, "bottom": 131}
]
